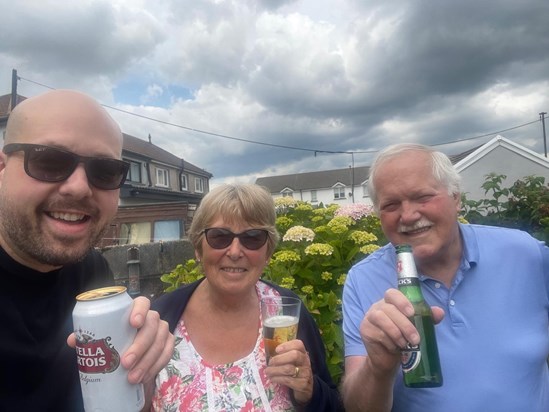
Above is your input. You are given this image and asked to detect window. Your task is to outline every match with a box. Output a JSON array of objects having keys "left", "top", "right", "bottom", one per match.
[
  {"left": 334, "top": 186, "right": 346, "bottom": 199},
  {"left": 120, "top": 222, "right": 151, "bottom": 244},
  {"left": 311, "top": 190, "right": 318, "bottom": 202},
  {"left": 281, "top": 189, "right": 294, "bottom": 197},
  {"left": 195, "top": 177, "right": 204, "bottom": 193},
  {"left": 154, "top": 220, "right": 182, "bottom": 241},
  {"left": 156, "top": 168, "right": 169, "bottom": 187},
  {"left": 126, "top": 161, "right": 142, "bottom": 183},
  {"left": 181, "top": 174, "right": 188, "bottom": 191},
  {"left": 362, "top": 183, "right": 369, "bottom": 198}
]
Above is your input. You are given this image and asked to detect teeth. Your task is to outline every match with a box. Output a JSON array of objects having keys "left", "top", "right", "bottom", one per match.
[
  {"left": 50, "top": 212, "right": 85, "bottom": 222},
  {"left": 398, "top": 220, "right": 432, "bottom": 233},
  {"left": 223, "top": 268, "right": 245, "bottom": 273}
]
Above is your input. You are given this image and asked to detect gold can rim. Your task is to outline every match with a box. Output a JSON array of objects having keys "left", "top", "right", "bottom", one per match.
[{"left": 76, "top": 286, "right": 127, "bottom": 301}]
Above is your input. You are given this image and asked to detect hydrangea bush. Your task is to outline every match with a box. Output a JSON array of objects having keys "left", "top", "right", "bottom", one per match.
[
  {"left": 161, "top": 199, "right": 386, "bottom": 385},
  {"left": 264, "top": 199, "right": 386, "bottom": 384}
]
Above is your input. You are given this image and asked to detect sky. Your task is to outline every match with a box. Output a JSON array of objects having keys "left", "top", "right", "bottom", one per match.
[{"left": 1, "top": 0, "right": 548, "bottom": 186}]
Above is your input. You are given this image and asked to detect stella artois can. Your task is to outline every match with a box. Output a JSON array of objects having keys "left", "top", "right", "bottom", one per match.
[{"left": 73, "top": 286, "right": 144, "bottom": 412}]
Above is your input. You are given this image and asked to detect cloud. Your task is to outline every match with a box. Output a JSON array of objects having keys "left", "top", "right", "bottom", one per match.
[{"left": 1, "top": 0, "right": 548, "bottom": 185}]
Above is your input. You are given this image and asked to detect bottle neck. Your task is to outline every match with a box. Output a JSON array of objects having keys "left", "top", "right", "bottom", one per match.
[
  {"left": 397, "top": 251, "right": 419, "bottom": 279},
  {"left": 397, "top": 251, "right": 425, "bottom": 303}
]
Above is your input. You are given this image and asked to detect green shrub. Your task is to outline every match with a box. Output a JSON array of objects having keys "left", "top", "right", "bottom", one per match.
[
  {"left": 264, "top": 199, "right": 386, "bottom": 384},
  {"left": 462, "top": 174, "right": 549, "bottom": 243}
]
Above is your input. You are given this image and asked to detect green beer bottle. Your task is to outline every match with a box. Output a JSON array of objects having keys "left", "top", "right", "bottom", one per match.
[{"left": 395, "top": 244, "right": 443, "bottom": 388}]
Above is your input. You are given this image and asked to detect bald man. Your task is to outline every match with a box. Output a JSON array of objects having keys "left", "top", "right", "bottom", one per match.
[{"left": 0, "top": 90, "right": 174, "bottom": 411}]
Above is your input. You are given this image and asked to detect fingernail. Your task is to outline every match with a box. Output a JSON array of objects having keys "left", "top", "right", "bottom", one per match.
[
  {"left": 410, "top": 333, "right": 420, "bottom": 345},
  {"left": 133, "top": 314, "right": 144, "bottom": 325}
]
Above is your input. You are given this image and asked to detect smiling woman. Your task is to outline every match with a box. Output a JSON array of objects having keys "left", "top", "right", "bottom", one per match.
[{"left": 146, "top": 183, "right": 344, "bottom": 412}]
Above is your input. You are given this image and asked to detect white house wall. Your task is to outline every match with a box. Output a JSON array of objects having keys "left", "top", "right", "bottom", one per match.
[
  {"left": 457, "top": 145, "right": 549, "bottom": 201},
  {"left": 273, "top": 186, "right": 373, "bottom": 206}
]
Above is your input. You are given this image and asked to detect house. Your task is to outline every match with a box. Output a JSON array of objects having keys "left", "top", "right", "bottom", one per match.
[
  {"left": 453, "top": 135, "right": 549, "bottom": 200},
  {"left": 256, "top": 165, "right": 371, "bottom": 206},
  {"left": 256, "top": 135, "right": 549, "bottom": 205},
  {"left": 110, "top": 133, "right": 212, "bottom": 246},
  {"left": 0, "top": 93, "right": 212, "bottom": 246}
]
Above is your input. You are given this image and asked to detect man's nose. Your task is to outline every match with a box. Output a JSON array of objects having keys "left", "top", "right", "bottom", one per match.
[{"left": 57, "top": 163, "right": 93, "bottom": 198}]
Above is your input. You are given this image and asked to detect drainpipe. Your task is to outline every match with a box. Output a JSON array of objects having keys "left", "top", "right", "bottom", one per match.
[{"left": 127, "top": 247, "right": 141, "bottom": 297}]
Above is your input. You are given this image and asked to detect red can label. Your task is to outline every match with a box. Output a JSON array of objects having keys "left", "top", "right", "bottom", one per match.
[{"left": 76, "top": 334, "right": 120, "bottom": 373}]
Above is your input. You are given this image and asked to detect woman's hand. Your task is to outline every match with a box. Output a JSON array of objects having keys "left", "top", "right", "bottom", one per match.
[{"left": 265, "top": 339, "right": 313, "bottom": 406}]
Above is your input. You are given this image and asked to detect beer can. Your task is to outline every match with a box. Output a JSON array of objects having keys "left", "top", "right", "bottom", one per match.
[{"left": 73, "top": 286, "right": 144, "bottom": 412}]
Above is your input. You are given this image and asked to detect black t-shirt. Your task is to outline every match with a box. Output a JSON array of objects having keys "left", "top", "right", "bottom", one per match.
[{"left": 0, "top": 246, "right": 113, "bottom": 412}]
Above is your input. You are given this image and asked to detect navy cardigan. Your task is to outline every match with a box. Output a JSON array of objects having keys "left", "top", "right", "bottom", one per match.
[{"left": 152, "top": 278, "right": 344, "bottom": 411}]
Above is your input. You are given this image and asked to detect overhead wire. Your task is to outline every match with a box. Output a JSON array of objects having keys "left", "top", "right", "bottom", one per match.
[{"left": 17, "top": 75, "right": 543, "bottom": 156}]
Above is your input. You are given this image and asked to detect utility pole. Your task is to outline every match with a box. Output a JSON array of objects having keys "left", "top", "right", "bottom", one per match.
[
  {"left": 11, "top": 69, "right": 19, "bottom": 110},
  {"left": 540, "top": 112, "right": 547, "bottom": 158},
  {"left": 350, "top": 152, "right": 355, "bottom": 203}
]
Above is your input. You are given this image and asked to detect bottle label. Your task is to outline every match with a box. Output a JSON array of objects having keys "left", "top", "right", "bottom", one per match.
[
  {"left": 397, "top": 277, "right": 420, "bottom": 287},
  {"left": 401, "top": 343, "right": 421, "bottom": 372}
]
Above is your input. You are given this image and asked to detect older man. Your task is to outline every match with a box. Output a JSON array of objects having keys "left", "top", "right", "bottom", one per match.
[{"left": 341, "top": 143, "right": 549, "bottom": 411}]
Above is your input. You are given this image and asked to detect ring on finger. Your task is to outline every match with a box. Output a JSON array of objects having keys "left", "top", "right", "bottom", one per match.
[{"left": 292, "top": 366, "right": 300, "bottom": 378}]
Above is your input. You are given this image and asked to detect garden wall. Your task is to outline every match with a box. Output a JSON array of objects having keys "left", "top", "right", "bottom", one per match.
[{"left": 100, "top": 240, "right": 195, "bottom": 300}]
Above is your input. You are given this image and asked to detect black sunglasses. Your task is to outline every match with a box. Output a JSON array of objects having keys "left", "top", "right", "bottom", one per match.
[
  {"left": 203, "top": 228, "right": 269, "bottom": 250},
  {"left": 2, "top": 143, "right": 130, "bottom": 190}
]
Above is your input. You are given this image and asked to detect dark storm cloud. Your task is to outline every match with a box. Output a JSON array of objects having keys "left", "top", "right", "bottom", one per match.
[{"left": 0, "top": 1, "right": 164, "bottom": 75}]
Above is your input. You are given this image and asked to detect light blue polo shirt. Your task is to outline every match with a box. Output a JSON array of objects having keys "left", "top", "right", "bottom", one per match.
[{"left": 343, "top": 223, "right": 549, "bottom": 412}]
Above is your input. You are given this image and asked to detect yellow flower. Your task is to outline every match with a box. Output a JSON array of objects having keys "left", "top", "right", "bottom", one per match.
[
  {"left": 295, "top": 203, "right": 313, "bottom": 212},
  {"left": 314, "top": 225, "right": 329, "bottom": 233},
  {"left": 301, "top": 285, "right": 314, "bottom": 294},
  {"left": 349, "top": 231, "right": 378, "bottom": 245},
  {"left": 274, "top": 197, "right": 297, "bottom": 207},
  {"left": 337, "top": 274, "right": 347, "bottom": 285},
  {"left": 312, "top": 208, "right": 328, "bottom": 216},
  {"left": 276, "top": 216, "right": 294, "bottom": 228},
  {"left": 273, "top": 250, "right": 301, "bottom": 262},
  {"left": 329, "top": 224, "right": 348, "bottom": 234},
  {"left": 321, "top": 271, "right": 333, "bottom": 281},
  {"left": 360, "top": 244, "right": 381, "bottom": 255},
  {"left": 326, "top": 204, "right": 339, "bottom": 214},
  {"left": 281, "top": 277, "right": 295, "bottom": 289},
  {"left": 328, "top": 215, "right": 354, "bottom": 228},
  {"left": 305, "top": 243, "right": 334, "bottom": 256}
]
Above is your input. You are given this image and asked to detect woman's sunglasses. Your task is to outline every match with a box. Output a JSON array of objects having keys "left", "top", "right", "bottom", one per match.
[
  {"left": 2, "top": 143, "right": 130, "bottom": 190},
  {"left": 203, "top": 228, "right": 269, "bottom": 250}
]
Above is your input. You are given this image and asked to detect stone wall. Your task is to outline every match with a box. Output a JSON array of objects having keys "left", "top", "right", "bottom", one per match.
[{"left": 100, "top": 240, "right": 195, "bottom": 301}]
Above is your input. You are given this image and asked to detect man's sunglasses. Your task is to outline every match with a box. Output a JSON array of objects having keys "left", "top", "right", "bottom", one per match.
[
  {"left": 203, "top": 228, "right": 269, "bottom": 250},
  {"left": 2, "top": 143, "right": 130, "bottom": 190}
]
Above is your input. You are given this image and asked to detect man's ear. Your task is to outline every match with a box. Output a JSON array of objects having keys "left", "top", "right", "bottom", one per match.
[
  {"left": 0, "top": 152, "right": 7, "bottom": 186},
  {"left": 453, "top": 192, "right": 461, "bottom": 210}
]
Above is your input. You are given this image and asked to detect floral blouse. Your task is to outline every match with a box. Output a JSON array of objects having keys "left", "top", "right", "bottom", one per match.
[{"left": 151, "top": 282, "right": 295, "bottom": 412}]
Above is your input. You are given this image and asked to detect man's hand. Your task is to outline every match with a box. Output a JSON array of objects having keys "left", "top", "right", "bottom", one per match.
[{"left": 359, "top": 288, "right": 444, "bottom": 376}]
